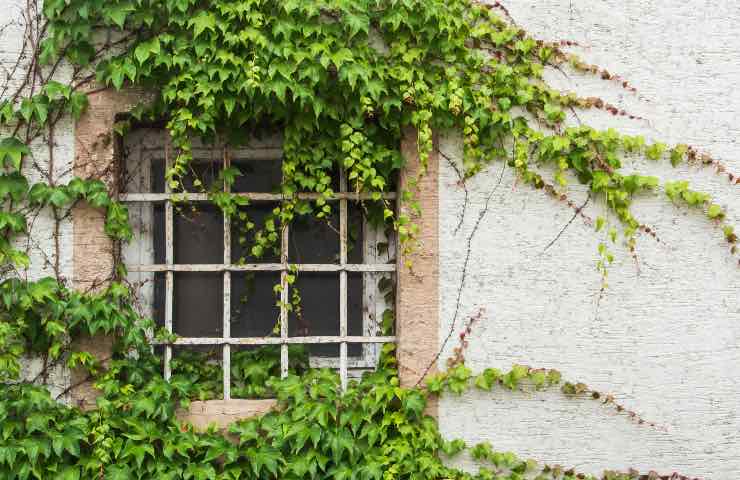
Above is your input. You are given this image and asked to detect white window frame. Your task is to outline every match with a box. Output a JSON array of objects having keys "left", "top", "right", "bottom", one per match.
[{"left": 119, "top": 129, "right": 396, "bottom": 395}]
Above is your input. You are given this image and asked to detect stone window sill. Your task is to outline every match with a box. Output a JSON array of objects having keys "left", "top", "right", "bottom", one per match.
[{"left": 177, "top": 399, "right": 278, "bottom": 430}]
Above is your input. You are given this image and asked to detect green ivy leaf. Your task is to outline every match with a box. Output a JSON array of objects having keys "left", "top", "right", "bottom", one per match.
[
  {"left": 0, "top": 173, "right": 29, "bottom": 201},
  {"left": 345, "top": 12, "right": 369, "bottom": 38},
  {"left": 134, "top": 38, "right": 161, "bottom": 64},
  {"left": 0, "top": 137, "right": 30, "bottom": 171},
  {"left": 707, "top": 203, "right": 724, "bottom": 219},
  {"left": 69, "top": 92, "right": 89, "bottom": 120},
  {"left": 402, "top": 390, "right": 426, "bottom": 417},
  {"left": 189, "top": 11, "right": 217, "bottom": 38},
  {"left": 249, "top": 447, "right": 281, "bottom": 477},
  {"left": 360, "top": 461, "right": 383, "bottom": 480},
  {"left": 19, "top": 98, "right": 34, "bottom": 123},
  {"left": 106, "top": 465, "right": 132, "bottom": 480},
  {"left": 54, "top": 466, "right": 80, "bottom": 480},
  {"left": 474, "top": 368, "right": 501, "bottom": 391},
  {"left": 104, "top": 2, "right": 134, "bottom": 28},
  {"left": 591, "top": 171, "right": 610, "bottom": 192}
]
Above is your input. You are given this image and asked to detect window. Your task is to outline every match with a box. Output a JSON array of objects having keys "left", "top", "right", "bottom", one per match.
[{"left": 119, "top": 127, "right": 396, "bottom": 396}]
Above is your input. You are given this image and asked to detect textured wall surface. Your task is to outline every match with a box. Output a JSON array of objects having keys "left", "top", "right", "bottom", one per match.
[
  {"left": 2, "top": 0, "right": 75, "bottom": 397},
  {"left": 438, "top": 2, "right": 740, "bottom": 479},
  {"left": 397, "top": 129, "right": 440, "bottom": 393},
  {"left": 1, "top": 0, "right": 75, "bottom": 282}
]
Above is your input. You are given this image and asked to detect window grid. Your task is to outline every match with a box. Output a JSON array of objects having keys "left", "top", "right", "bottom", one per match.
[{"left": 120, "top": 143, "right": 396, "bottom": 395}]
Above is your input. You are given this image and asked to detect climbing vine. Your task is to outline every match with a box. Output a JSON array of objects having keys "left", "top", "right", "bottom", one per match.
[{"left": 0, "top": 0, "right": 734, "bottom": 478}]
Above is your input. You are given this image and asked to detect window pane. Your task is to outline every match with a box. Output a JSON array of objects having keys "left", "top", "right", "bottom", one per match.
[
  {"left": 231, "top": 204, "right": 280, "bottom": 264},
  {"left": 289, "top": 273, "right": 362, "bottom": 357},
  {"left": 231, "top": 157, "right": 282, "bottom": 193},
  {"left": 347, "top": 272, "right": 363, "bottom": 340},
  {"left": 348, "top": 343, "right": 372, "bottom": 371},
  {"left": 173, "top": 273, "right": 223, "bottom": 337},
  {"left": 230, "top": 272, "right": 280, "bottom": 337},
  {"left": 173, "top": 204, "right": 224, "bottom": 264},
  {"left": 289, "top": 213, "right": 340, "bottom": 264},
  {"left": 124, "top": 146, "right": 223, "bottom": 193},
  {"left": 347, "top": 202, "right": 364, "bottom": 264},
  {"left": 288, "top": 203, "right": 363, "bottom": 264},
  {"left": 153, "top": 272, "right": 166, "bottom": 328},
  {"left": 176, "top": 157, "right": 222, "bottom": 193}
]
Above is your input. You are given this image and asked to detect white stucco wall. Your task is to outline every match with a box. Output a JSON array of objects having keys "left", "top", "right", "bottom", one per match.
[
  {"left": 439, "top": 2, "right": 740, "bottom": 479},
  {"left": 1, "top": 0, "right": 75, "bottom": 282},
  {"left": 1, "top": 0, "right": 75, "bottom": 395}
]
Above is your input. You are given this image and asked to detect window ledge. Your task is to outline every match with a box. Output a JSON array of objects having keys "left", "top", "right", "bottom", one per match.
[{"left": 177, "top": 399, "right": 278, "bottom": 430}]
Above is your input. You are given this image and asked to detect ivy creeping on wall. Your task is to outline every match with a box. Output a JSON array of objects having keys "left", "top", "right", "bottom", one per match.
[{"left": 0, "top": 0, "right": 734, "bottom": 478}]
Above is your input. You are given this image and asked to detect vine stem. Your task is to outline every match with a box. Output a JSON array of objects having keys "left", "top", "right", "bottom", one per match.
[
  {"left": 439, "top": 149, "right": 469, "bottom": 236},
  {"left": 415, "top": 155, "right": 507, "bottom": 387},
  {"left": 542, "top": 192, "right": 591, "bottom": 253}
]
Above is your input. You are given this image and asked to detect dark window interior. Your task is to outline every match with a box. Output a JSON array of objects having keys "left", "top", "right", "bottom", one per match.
[
  {"left": 173, "top": 272, "right": 223, "bottom": 337},
  {"left": 289, "top": 203, "right": 364, "bottom": 264},
  {"left": 150, "top": 156, "right": 366, "bottom": 358},
  {"left": 231, "top": 203, "right": 280, "bottom": 264},
  {"left": 232, "top": 157, "right": 282, "bottom": 193},
  {"left": 288, "top": 273, "right": 363, "bottom": 357},
  {"left": 230, "top": 272, "right": 280, "bottom": 337},
  {"left": 174, "top": 204, "right": 224, "bottom": 264}
]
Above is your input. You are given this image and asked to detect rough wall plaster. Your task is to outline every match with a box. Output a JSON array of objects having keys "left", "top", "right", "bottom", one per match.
[
  {"left": 1, "top": 0, "right": 75, "bottom": 283},
  {"left": 397, "top": 129, "right": 440, "bottom": 393},
  {"left": 1, "top": 0, "right": 75, "bottom": 398},
  {"left": 438, "top": 2, "right": 740, "bottom": 479}
]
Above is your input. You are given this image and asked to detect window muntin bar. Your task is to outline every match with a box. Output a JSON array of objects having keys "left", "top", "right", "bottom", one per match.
[
  {"left": 163, "top": 142, "right": 174, "bottom": 381},
  {"left": 222, "top": 148, "right": 232, "bottom": 400}
]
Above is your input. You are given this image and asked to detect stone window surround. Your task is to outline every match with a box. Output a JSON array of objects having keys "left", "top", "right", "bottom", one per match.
[{"left": 71, "top": 88, "right": 440, "bottom": 428}]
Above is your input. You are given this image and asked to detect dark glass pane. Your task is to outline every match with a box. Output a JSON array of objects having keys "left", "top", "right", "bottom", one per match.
[
  {"left": 231, "top": 158, "right": 282, "bottom": 193},
  {"left": 289, "top": 212, "right": 339, "bottom": 264},
  {"left": 348, "top": 273, "right": 364, "bottom": 358},
  {"left": 348, "top": 343, "right": 368, "bottom": 368},
  {"left": 230, "top": 272, "right": 281, "bottom": 337},
  {"left": 288, "top": 203, "right": 363, "bottom": 264},
  {"left": 173, "top": 273, "right": 223, "bottom": 337},
  {"left": 153, "top": 272, "right": 166, "bottom": 328},
  {"left": 289, "top": 273, "right": 362, "bottom": 357},
  {"left": 178, "top": 159, "right": 222, "bottom": 192},
  {"left": 147, "top": 154, "right": 222, "bottom": 193},
  {"left": 231, "top": 204, "right": 280, "bottom": 264},
  {"left": 347, "top": 272, "right": 363, "bottom": 340},
  {"left": 153, "top": 203, "right": 166, "bottom": 264},
  {"left": 313, "top": 344, "right": 340, "bottom": 359},
  {"left": 174, "top": 204, "right": 223, "bottom": 264}
]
